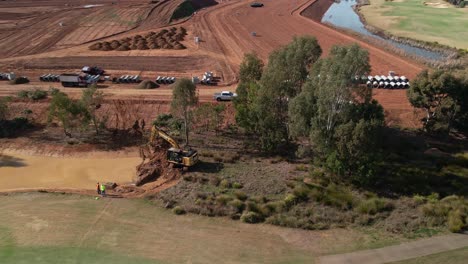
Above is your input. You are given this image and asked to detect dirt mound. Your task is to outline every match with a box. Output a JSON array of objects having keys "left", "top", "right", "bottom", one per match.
[
  {"left": 136, "top": 141, "right": 181, "bottom": 186},
  {"left": 89, "top": 27, "right": 187, "bottom": 51},
  {"left": 137, "top": 80, "right": 159, "bottom": 89}
]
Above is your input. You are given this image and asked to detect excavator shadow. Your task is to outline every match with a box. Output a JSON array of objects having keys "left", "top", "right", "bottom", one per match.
[{"left": 190, "top": 161, "right": 224, "bottom": 174}]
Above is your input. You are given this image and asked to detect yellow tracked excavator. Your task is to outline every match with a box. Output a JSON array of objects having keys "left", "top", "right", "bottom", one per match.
[{"left": 144, "top": 125, "right": 199, "bottom": 167}]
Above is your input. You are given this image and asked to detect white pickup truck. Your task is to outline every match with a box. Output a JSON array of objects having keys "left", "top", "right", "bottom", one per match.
[{"left": 213, "top": 91, "right": 237, "bottom": 101}]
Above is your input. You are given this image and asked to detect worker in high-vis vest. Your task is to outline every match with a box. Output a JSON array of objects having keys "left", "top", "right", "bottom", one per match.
[{"left": 100, "top": 184, "right": 106, "bottom": 197}]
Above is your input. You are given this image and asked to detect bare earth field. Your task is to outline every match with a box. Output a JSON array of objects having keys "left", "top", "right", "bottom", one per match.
[{"left": 0, "top": 0, "right": 425, "bottom": 129}]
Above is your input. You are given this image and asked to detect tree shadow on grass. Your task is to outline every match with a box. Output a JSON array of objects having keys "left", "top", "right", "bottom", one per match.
[
  {"left": 368, "top": 127, "right": 468, "bottom": 197},
  {"left": 0, "top": 155, "right": 27, "bottom": 168},
  {"left": 191, "top": 161, "right": 224, "bottom": 174}
]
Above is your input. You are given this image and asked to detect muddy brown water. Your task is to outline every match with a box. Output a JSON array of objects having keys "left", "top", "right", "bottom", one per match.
[{"left": 0, "top": 151, "right": 139, "bottom": 191}]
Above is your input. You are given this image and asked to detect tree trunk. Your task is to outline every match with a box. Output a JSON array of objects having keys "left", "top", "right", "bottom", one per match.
[
  {"left": 184, "top": 112, "right": 189, "bottom": 146},
  {"left": 93, "top": 116, "right": 99, "bottom": 135}
]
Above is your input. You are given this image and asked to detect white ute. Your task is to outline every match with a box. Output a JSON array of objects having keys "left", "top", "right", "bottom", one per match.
[{"left": 213, "top": 91, "right": 237, "bottom": 101}]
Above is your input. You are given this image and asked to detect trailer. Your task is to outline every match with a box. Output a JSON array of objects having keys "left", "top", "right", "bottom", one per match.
[{"left": 60, "top": 74, "right": 88, "bottom": 87}]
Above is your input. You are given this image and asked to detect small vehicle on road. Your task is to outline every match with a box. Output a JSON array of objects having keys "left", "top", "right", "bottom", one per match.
[
  {"left": 250, "top": 2, "right": 264, "bottom": 7},
  {"left": 213, "top": 91, "right": 237, "bottom": 101}
]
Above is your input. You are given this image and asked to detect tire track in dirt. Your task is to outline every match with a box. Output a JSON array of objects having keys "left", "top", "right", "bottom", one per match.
[{"left": 74, "top": 199, "right": 113, "bottom": 262}]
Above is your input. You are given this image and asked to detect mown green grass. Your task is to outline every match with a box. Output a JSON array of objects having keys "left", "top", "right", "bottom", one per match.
[
  {"left": 0, "top": 192, "right": 315, "bottom": 264},
  {"left": 360, "top": 0, "right": 468, "bottom": 49},
  {"left": 389, "top": 246, "right": 468, "bottom": 264}
]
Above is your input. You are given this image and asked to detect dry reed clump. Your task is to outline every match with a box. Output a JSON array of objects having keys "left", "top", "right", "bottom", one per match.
[{"left": 89, "top": 27, "right": 188, "bottom": 51}]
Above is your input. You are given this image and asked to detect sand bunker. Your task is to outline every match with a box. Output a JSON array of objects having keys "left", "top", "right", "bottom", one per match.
[
  {"left": 0, "top": 152, "right": 139, "bottom": 191},
  {"left": 424, "top": 1, "right": 451, "bottom": 8}
]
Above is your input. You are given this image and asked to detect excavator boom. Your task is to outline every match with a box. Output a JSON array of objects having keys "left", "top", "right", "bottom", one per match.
[{"left": 150, "top": 125, "right": 180, "bottom": 150}]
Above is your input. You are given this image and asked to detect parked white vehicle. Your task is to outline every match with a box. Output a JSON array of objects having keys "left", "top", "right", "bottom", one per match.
[{"left": 213, "top": 91, "right": 237, "bottom": 101}]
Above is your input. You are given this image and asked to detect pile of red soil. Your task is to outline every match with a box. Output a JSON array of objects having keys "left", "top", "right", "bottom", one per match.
[{"left": 135, "top": 140, "right": 181, "bottom": 186}]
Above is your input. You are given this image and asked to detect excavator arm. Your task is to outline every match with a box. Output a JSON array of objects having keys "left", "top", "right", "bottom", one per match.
[{"left": 149, "top": 125, "right": 181, "bottom": 150}]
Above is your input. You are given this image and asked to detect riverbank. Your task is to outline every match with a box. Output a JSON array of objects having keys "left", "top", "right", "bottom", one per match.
[{"left": 299, "top": 0, "right": 457, "bottom": 68}]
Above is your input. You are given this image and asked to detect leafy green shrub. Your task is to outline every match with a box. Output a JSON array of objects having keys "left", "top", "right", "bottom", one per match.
[
  {"left": 427, "top": 193, "right": 440, "bottom": 203},
  {"left": 9, "top": 76, "right": 29, "bottom": 85},
  {"left": 413, "top": 195, "right": 426, "bottom": 205},
  {"left": 17, "top": 90, "right": 29, "bottom": 98},
  {"left": 153, "top": 113, "right": 173, "bottom": 127},
  {"left": 260, "top": 201, "right": 285, "bottom": 216},
  {"left": 234, "top": 191, "right": 247, "bottom": 201},
  {"left": 322, "top": 185, "right": 355, "bottom": 209},
  {"left": 245, "top": 201, "right": 261, "bottom": 214},
  {"left": 448, "top": 210, "right": 465, "bottom": 233},
  {"left": 216, "top": 194, "right": 232, "bottom": 206},
  {"left": 228, "top": 199, "right": 245, "bottom": 212},
  {"left": 219, "top": 179, "right": 231, "bottom": 188},
  {"left": 240, "top": 211, "right": 263, "bottom": 224},
  {"left": 356, "top": 198, "right": 393, "bottom": 215},
  {"left": 30, "top": 89, "right": 47, "bottom": 100},
  {"left": 232, "top": 182, "right": 243, "bottom": 189},
  {"left": 172, "top": 206, "right": 186, "bottom": 215},
  {"left": 422, "top": 203, "right": 450, "bottom": 217},
  {"left": 17, "top": 89, "right": 47, "bottom": 100},
  {"left": 284, "top": 193, "right": 298, "bottom": 208},
  {"left": 293, "top": 185, "right": 310, "bottom": 201}
]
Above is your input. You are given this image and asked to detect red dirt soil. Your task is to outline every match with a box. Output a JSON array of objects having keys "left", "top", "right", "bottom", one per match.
[{"left": 0, "top": 0, "right": 424, "bottom": 128}]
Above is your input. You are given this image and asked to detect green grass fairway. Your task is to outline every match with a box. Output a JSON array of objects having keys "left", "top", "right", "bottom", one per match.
[
  {"left": 389, "top": 246, "right": 468, "bottom": 263},
  {"left": 360, "top": 0, "right": 468, "bottom": 49},
  {"left": 0, "top": 193, "right": 405, "bottom": 264},
  {"left": 0, "top": 193, "right": 314, "bottom": 264}
]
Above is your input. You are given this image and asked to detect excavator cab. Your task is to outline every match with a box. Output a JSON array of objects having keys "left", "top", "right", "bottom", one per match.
[{"left": 167, "top": 147, "right": 198, "bottom": 167}]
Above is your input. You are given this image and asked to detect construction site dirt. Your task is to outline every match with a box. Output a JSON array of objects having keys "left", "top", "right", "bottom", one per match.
[{"left": 0, "top": 0, "right": 426, "bottom": 193}]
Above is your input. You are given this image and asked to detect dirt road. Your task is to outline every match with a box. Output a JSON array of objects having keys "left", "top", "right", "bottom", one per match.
[
  {"left": 319, "top": 233, "right": 468, "bottom": 264},
  {"left": 191, "top": 0, "right": 423, "bottom": 80}
]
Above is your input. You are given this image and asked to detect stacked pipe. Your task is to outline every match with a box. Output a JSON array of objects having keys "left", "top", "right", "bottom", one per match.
[
  {"left": 367, "top": 75, "right": 410, "bottom": 89},
  {"left": 39, "top": 74, "right": 61, "bottom": 82},
  {"left": 118, "top": 75, "right": 140, "bottom": 83},
  {"left": 86, "top": 75, "right": 101, "bottom": 84},
  {"left": 155, "top": 76, "right": 176, "bottom": 84}
]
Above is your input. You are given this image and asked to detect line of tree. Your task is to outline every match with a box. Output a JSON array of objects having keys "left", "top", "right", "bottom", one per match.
[{"left": 234, "top": 37, "right": 386, "bottom": 185}]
